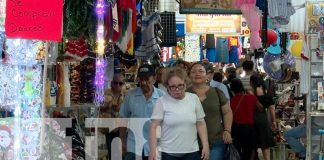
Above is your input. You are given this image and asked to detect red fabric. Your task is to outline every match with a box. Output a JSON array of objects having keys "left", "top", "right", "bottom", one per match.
[
  {"left": 230, "top": 94, "right": 257, "bottom": 124},
  {"left": 105, "top": 3, "right": 112, "bottom": 39},
  {"left": 119, "top": 0, "right": 136, "bottom": 33}
]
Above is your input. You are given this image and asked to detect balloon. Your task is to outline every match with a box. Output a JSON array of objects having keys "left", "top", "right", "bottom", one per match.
[
  {"left": 267, "top": 29, "right": 278, "bottom": 46},
  {"left": 291, "top": 41, "right": 303, "bottom": 57}
]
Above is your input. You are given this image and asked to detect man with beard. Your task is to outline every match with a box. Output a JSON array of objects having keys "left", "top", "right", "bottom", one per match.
[{"left": 119, "top": 64, "right": 165, "bottom": 160}]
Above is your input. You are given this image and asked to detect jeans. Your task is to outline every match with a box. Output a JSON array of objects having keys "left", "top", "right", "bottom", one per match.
[
  {"left": 209, "top": 139, "right": 225, "bottom": 160},
  {"left": 161, "top": 151, "right": 200, "bottom": 160},
  {"left": 283, "top": 124, "right": 306, "bottom": 158},
  {"left": 124, "top": 152, "right": 148, "bottom": 160}
]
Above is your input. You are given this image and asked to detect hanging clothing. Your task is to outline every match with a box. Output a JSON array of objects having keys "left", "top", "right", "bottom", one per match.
[
  {"left": 229, "top": 46, "right": 239, "bottom": 64},
  {"left": 206, "top": 48, "right": 217, "bottom": 62},
  {"left": 63, "top": 62, "right": 71, "bottom": 107},
  {"left": 56, "top": 63, "right": 65, "bottom": 107},
  {"left": 237, "top": 39, "right": 242, "bottom": 58},
  {"left": 134, "top": 1, "right": 143, "bottom": 50},
  {"left": 117, "top": 10, "right": 133, "bottom": 53},
  {"left": 242, "top": 37, "right": 250, "bottom": 49},
  {"left": 229, "top": 37, "right": 239, "bottom": 46},
  {"left": 105, "top": 2, "right": 113, "bottom": 39},
  {"left": 268, "top": 0, "right": 295, "bottom": 27},
  {"left": 45, "top": 79, "right": 51, "bottom": 106},
  {"left": 216, "top": 38, "right": 229, "bottom": 63},
  {"left": 280, "top": 0, "right": 305, "bottom": 33},
  {"left": 205, "top": 34, "right": 216, "bottom": 48},
  {"left": 119, "top": 0, "right": 136, "bottom": 32},
  {"left": 111, "top": 1, "right": 122, "bottom": 42},
  {"left": 50, "top": 81, "right": 58, "bottom": 106},
  {"left": 184, "top": 34, "right": 201, "bottom": 62},
  {"left": 135, "top": 13, "right": 161, "bottom": 59}
]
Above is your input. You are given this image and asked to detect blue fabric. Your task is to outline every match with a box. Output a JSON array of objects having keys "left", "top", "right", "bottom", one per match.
[
  {"left": 161, "top": 151, "right": 200, "bottom": 160},
  {"left": 216, "top": 38, "right": 229, "bottom": 63},
  {"left": 119, "top": 87, "right": 165, "bottom": 156},
  {"left": 200, "top": 41, "right": 205, "bottom": 61},
  {"left": 206, "top": 48, "right": 217, "bottom": 62},
  {"left": 134, "top": 2, "right": 142, "bottom": 50},
  {"left": 229, "top": 46, "right": 239, "bottom": 65},
  {"left": 209, "top": 80, "right": 230, "bottom": 100},
  {"left": 256, "top": 0, "right": 265, "bottom": 12},
  {"left": 176, "top": 23, "right": 185, "bottom": 37},
  {"left": 209, "top": 139, "right": 225, "bottom": 160},
  {"left": 284, "top": 124, "right": 306, "bottom": 158}
]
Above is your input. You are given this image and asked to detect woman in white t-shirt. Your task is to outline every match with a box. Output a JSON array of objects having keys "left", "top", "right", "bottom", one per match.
[{"left": 149, "top": 67, "right": 209, "bottom": 160}]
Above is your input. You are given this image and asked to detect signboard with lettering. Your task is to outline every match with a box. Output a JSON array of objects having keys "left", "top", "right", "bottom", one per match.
[
  {"left": 186, "top": 14, "right": 242, "bottom": 34},
  {"left": 5, "top": 0, "right": 63, "bottom": 41},
  {"left": 306, "top": 2, "right": 324, "bottom": 34},
  {"left": 180, "top": 0, "right": 241, "bottom": 14}
]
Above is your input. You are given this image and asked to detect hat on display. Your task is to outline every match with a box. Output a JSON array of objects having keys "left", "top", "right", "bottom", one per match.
[{"left": 137, "top": 64, "right": 155, "bottom": 77}]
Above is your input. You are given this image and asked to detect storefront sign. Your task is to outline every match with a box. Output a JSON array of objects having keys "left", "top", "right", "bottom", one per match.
[
  {"left": 5, "top": 0, "right": 63, "bottom": 41},
  {"left": 186, "top": 14, "right": 242, "bottom": 34},
  {"left": 306, "top": 2, "right": 324, "bottom": 34},
  {"left": 180, "top": 0, "right": 241, "bottom": 14}
]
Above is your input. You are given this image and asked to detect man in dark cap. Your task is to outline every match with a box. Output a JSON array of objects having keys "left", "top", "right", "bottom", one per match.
[{"left": 119, "top": 64, "right": 165, "bottom": 160}]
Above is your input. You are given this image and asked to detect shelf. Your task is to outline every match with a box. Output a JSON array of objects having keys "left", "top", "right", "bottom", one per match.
[
  {"left": 311, "top": 62, "right": 323, "bottom": 64},
  {"left": 311, "top": 75, "right": 323, "bottom": 78},
  {"left": 309, "top": 112, "right": 324, "bottom": 116}
]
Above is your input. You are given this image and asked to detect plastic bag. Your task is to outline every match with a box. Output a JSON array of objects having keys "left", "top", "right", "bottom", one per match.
[{"left": 224, "top": 144, "right": 240, "bottom": 160}]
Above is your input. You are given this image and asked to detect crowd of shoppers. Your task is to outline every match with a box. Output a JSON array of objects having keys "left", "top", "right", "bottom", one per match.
[{"left": 100, "top": 60, "right": 288, "bottom": 160}]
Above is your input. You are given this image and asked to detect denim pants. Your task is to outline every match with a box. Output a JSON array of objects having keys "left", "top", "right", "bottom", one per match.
[
  {"left": 209, "top": 139, "right": 225, "bottom": 160},
  {"left": 161, "top": 151, "right": 200, "bottom": 160},
  {"left": 283, "top": 124, "right": 306, "bottom": 157},
  {"left": 124, "top": 152, "right": 148, "bottom": 160}
]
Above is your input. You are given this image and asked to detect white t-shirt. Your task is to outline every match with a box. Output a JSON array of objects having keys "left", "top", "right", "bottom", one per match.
[{"left": 151, "top": 92, "right": 205, "bottom": 153}]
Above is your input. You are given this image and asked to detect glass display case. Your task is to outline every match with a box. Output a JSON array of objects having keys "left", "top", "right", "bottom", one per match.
[{"left": 306, "top": 33, "right": 324, "bottom": 160}]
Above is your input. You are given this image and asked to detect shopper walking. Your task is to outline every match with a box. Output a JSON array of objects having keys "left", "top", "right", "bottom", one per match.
[
  {"left": 119, "top": 64, "right": 165, "bottom": 160},
  {"left": 187, "top": 62, "right": 233, "bottom": 160},
  {"left": 250, "top": 74, "right": 277, "bottom": 160},
  {"left": 101, "top": 73, "right": 126, "bottom": 160},
  {"left": 230, "top": 78, "right": 263, "bottom": 160},
  {"left": 149, "top": 67, "right": 209, "bottom": 160}
]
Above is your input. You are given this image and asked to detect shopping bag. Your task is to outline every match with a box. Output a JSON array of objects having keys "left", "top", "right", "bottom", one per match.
[{"left": 224, "top": 144, "right": 240, "bottom": 160}]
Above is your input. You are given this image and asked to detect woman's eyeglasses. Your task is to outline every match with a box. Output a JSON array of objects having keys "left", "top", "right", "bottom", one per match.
[
  {"left": 168, "top": 84, "right": 185, "bottom": 91},
  {"left": 112, "top": 81, "right": 124, "bottom": 86}
]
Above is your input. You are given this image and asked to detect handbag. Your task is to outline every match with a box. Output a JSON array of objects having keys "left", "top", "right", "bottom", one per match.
[{"left": 224, "top": 144, "right": 241, "bottom": 160}]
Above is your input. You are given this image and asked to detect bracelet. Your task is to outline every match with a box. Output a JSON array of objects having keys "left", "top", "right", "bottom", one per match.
[{"left": 224, "top": 129, "right": 231, "bottom": 133}]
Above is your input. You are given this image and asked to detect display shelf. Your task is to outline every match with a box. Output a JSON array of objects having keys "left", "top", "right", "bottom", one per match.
[
  {"left": 309, "top": 112, "right": 324, "bottom": 116},
  {"left": 306, "top": 25, "right": 324, "bottom": 159},
  {"left": 311, "top": 61, "right": 323, "bottom": 64},
  {"left": 311, "top": 75, "right": 323, "bottom": 78}
]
